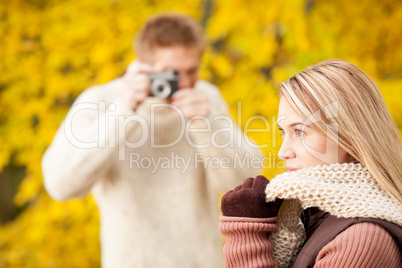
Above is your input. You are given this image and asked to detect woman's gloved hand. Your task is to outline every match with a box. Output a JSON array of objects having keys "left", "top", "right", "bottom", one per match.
[{"left": 221, "top": 175, "right": 283, "bottom": 218}]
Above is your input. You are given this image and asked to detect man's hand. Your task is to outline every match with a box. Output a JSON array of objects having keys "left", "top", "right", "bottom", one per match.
[
  {"left": 171, "top": 88, "right": 210, "bottom": 119},
  {"left": 221, "top": 176, "right": 283, "bottom": 218},
  {"left": 120, "top": 60, "right": 157, "bottom": 111}
]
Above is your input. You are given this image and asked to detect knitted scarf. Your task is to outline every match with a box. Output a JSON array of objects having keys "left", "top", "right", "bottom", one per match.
[{"left": 264, "top": 163, "right": 402, "bottom": 268}]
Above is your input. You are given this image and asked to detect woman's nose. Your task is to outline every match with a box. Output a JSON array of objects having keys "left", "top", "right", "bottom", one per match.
[{"left": 278, "top": 140, "right": 296, "bottom": 160}]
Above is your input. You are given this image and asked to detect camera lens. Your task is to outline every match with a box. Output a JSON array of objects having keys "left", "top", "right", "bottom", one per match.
[
  {"left": 156, "top": 85, "right": 164, "bottom": 93},
  {"left": 150, "top": 78, "right": 172, "bottom": 98}
]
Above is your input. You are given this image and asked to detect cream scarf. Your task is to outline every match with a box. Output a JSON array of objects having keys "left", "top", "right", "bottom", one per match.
[{"left": 264, "top": 163, "right": 402, "bottom": 267}]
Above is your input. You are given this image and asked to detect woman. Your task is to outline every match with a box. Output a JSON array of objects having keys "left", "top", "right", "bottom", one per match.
[{"left": 220, "top": 59, "right": 402, "bottom": 267}]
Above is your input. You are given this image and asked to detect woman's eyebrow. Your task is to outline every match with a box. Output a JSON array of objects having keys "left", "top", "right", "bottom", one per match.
[
  {"left": 290, "top": 122, "right": 306, "bottom": 127},
  {"left": 277, "top": 122, "right": 308, "bottom": 128}
]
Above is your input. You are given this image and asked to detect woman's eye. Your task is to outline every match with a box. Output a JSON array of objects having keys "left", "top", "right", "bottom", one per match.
[
  {"left": 278, "top": 127, "right": 305, "bottom": 139},
  {"left": 295, "top": 129, "right": 305, "bottom": 138}
]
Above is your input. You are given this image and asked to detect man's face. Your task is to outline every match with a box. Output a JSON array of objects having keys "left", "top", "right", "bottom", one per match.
[{"left": 151, "top": 46, "right": 201, "bottom": 89}]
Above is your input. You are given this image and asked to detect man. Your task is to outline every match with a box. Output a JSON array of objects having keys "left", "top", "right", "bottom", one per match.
[{"left": 42, "top": 12, "right": 263, "bottom": 267}]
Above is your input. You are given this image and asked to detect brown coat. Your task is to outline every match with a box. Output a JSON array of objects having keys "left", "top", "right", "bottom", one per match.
[{"left": 290, "top": 207, "right": 402, "bottom": 267}]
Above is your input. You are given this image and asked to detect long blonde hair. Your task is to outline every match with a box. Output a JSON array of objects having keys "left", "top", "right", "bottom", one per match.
[{"left": 280, "top": 59, "right": 402, "bottom": 203}]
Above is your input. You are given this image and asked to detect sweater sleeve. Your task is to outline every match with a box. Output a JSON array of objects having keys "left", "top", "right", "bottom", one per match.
[
  {"left": 219, "top": 215, "right": 278, "bottom": 268},
  {"left": 42, "top": 80, "right": 136, "bottom": 201},
  {"left": 314, "top": 222, "right": 402, "bottom": 267},
  {"left": 193, "top": 81, "right": 265, "bottom": 193}
]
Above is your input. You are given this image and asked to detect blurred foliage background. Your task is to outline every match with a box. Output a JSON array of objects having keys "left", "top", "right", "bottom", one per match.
[{"left": 0, "top": 0, "right": 401, "bottom": 267}]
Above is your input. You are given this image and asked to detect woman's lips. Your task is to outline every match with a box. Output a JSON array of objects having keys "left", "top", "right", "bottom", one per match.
[{"left": 287, "top": 167, "right": 300, "bottom": 172}]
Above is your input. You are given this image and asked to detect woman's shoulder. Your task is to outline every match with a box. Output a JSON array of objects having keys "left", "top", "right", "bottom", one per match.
[{"left": 316, "top": 222, "right": 401, "bottom": 267}]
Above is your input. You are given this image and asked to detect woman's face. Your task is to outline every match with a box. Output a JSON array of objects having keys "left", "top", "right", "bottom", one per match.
[{"left": 277, "top": 97, "right": 349, "bottom": 171}]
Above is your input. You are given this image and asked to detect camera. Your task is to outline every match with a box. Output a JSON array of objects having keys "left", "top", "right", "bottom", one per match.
[{"left": 147, "top": 69, "right": 179, "bottom": 99}]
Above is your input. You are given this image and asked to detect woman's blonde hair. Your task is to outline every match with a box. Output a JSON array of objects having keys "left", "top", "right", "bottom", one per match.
[{"left": 280, "top": 59, "right": 402, "bottom": 203}]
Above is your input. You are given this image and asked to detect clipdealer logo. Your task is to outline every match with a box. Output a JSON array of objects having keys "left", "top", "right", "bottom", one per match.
[
  {"left": 63, "top": 101, "right": 280, "bottom": 160},
  {"left": 129, "top": 152, "right": 285, "bottom": 174}
]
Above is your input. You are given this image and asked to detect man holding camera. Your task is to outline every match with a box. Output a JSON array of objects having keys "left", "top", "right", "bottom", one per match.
[{"left": 42, "top": 13, "right": 263, "bottom": 267}]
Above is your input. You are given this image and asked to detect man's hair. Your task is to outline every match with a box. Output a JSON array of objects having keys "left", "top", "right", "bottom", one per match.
[
  {"left": 280, "top": 59, "right": 402, "bottom": 203},
  {"left": 135, "top": 12, "right": 206, "bottom": 62}
]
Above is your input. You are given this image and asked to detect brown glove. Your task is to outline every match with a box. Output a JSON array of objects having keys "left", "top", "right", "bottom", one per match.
[{"left": 221, "top": 175, "right": 283, "bottom": 218}]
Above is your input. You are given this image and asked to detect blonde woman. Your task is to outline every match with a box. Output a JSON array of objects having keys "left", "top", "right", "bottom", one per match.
[{"left": 220, "top": 59, "right": 402, "bottom": 267}]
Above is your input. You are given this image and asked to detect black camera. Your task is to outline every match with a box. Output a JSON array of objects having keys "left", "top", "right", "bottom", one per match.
[{"left": 147, "top": 69, "right": 179, "bottom": 98}]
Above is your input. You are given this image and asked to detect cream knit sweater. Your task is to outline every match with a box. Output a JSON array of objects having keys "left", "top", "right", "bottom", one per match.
[{"left": 42, "top": 78, "right": 263, "bottom": 268}]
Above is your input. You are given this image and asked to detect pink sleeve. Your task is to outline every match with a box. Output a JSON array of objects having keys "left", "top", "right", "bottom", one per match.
[
  {"left": 219, "top": 215, "right": 278, "bottom": 268},
  {"left": 315, "top": 222, "right": 402, "bottom": 267}
]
